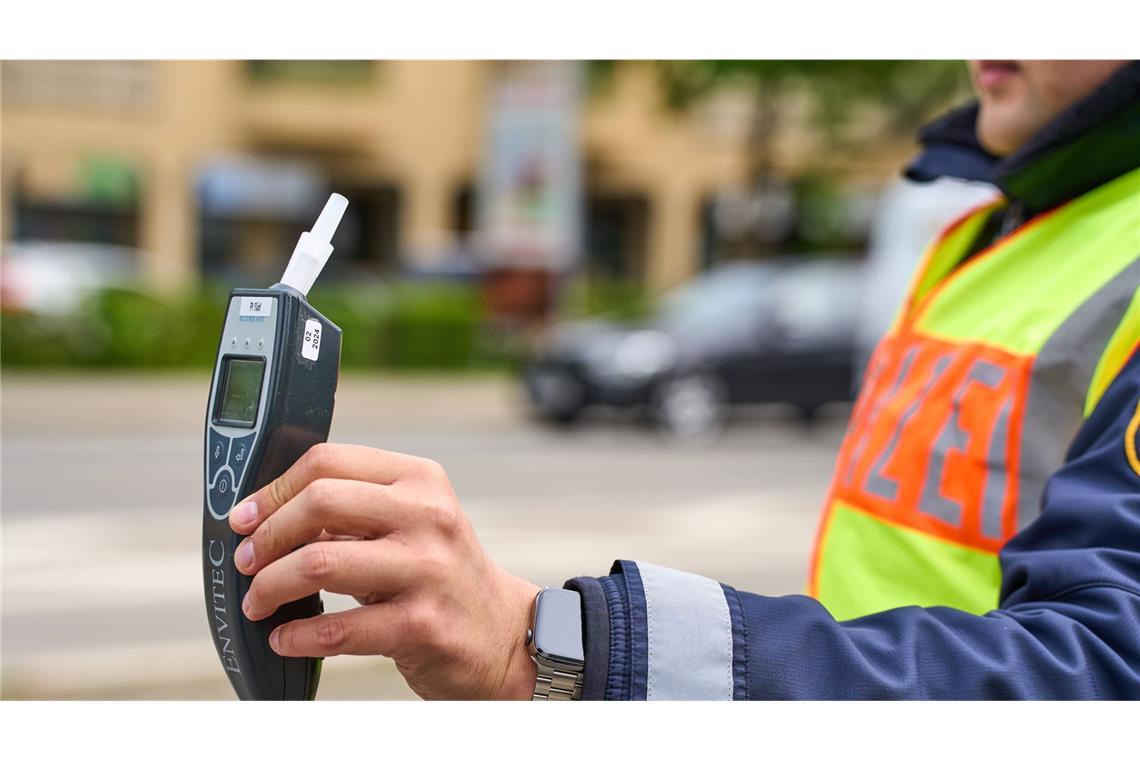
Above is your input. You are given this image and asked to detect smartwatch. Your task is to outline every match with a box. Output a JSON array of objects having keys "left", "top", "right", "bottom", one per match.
[{"left": 527, "top": 587, "right": 585, "bottom": 700}]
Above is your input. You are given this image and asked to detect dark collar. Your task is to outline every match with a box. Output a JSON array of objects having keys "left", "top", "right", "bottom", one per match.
[{"left": 906, "top": 61, "right": 1140, "bottom": 215}]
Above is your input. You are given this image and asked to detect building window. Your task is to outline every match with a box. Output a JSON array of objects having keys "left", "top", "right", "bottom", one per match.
[
  {"left": 10, "top": 155, "right": 141, "bottom": 247},
  {"left": 244, "top": 61, "right": 376, "bottom": 86},
  {"left": 327, "top": 184, "right": 402, "bottom": 274},
  {"left": 198, "top": 183, "right": 401, "bottom": 281},
  {"left": 584, "top": 193, "right": 649, "bottom": 281},
  {"left": 452, "top": 183, "right": 476, "bottom": 239},
  {"left": 14, "top": 200, "right": 138, "bottom": 248},
  {"left": 1, "top": 61, "right": 154, "bottom": 111}
]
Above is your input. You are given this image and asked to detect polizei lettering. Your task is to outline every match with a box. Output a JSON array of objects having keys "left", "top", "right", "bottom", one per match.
[{"left": 209, "top": 539, "right": 241, "bottom": 674}]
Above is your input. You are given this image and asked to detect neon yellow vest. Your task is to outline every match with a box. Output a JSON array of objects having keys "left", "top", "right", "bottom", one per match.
[{"left": 811, "top": 165, "right": 1140, "bottom": 621}]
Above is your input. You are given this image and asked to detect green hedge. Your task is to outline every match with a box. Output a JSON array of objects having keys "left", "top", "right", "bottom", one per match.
[
  {"left": 0, "top": 287, "right": 226, "bottom": 369},
  {"left": 1, "top": 282, "right": 506, "bottom": 371},
  {"left": 1, "top": 279, "right": 654, "bottom": 371},
  {"left": 560, "top": 277, "right": 653, "bottom": 321},
  {"left": 311, "top": 282, "right": 494, "bottom": 370}
]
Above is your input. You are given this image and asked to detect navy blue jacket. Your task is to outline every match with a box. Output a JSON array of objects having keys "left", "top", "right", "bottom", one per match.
[
  {"left": 569, "top": 351, "right": 1140, "bottom": 698},
  {"left": 566, "top": 62, "right": 1140, "bottom": 699}
]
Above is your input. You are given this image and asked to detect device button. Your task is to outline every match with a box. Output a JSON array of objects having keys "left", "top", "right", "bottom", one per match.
[
  {"left": 208, "top": 429, "right": 230, "bottom": 483},
  {"left": 210, "top": 468, "right": 236, "bottom": 516},
  {"left": 228, "top": 433, "right": 256, "bottom": 490}
]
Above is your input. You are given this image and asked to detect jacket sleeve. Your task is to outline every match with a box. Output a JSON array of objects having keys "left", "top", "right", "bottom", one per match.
[{"left": 565, "top": 350, "right": 1140, "bottom": 699}]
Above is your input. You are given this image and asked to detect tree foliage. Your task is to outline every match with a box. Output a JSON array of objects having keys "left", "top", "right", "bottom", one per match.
[
  {"left": 654, "top": 60, "right": 971, "bottom": 135},
  {"left": 589, "top": 60, "right": 973, "bottom": 175}
]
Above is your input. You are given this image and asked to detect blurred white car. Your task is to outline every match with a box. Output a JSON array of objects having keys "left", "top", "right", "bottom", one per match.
[
  {"left": 855, "top": 177, "right": 998, "bottom": 375},
  {"left": 1, "top": 241, "right": 141, "bottom": 315}
]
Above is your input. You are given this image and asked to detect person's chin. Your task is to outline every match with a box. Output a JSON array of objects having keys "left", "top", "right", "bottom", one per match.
[{"left": 976, "top": 106, "right": 1030, "bottom": 157}]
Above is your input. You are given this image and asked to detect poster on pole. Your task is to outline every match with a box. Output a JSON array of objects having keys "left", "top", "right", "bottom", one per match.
[{"left": 477, "top": 61, "right": 582, "bottom": 272}]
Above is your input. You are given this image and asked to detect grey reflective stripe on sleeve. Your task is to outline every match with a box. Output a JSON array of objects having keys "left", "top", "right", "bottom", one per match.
[
  {"left": 635, "top": 561, "right": 734, "bottom": 700},
  {"left": 1018, "top": 258, "right": 1140, "bottom": 530}
]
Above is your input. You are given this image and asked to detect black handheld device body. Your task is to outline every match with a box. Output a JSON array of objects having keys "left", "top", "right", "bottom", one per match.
[{"left": 203, "top": 195, "right": 347, "bottom": 700}]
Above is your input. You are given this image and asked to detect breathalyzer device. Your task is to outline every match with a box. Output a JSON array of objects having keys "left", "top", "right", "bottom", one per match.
[{"left": 203, "top": 194, "right": 347, "bottom": 700}]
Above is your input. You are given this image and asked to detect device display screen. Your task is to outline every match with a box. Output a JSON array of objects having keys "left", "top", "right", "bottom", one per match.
[{"left": 216, "top": 357, "right": 265, "bottom": 427}]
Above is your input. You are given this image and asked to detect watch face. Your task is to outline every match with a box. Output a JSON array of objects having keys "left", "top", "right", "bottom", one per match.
[{"left": 532, "top": 588, "right": 584, "bottom": 665}]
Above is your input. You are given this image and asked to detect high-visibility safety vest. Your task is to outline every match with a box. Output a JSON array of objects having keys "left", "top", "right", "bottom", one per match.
[{"left": 811, "top": 164, "right": 1140, "bottom": 622}]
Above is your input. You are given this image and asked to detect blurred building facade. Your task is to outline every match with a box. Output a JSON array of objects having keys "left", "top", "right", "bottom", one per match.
[{"left": 1, "top": 61, "right": 911, "bottom": 293}]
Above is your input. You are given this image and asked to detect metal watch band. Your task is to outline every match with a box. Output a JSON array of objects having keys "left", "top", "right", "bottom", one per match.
[{"left": 532, "top": 661, "right": 583, "bottom": 701}]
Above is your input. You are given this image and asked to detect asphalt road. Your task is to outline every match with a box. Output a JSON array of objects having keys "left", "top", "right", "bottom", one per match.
[{"left": 1, "top": 372, "right": 848, "bottom": 699}]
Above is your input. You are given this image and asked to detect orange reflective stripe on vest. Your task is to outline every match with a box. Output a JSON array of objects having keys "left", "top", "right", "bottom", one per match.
[{"left": 811, "top": 165, "right": 1140, "bottom": 622}]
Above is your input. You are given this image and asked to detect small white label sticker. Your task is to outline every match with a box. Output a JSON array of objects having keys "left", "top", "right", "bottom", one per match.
[
  {"left": 240, "top": 297, "right": 274, "bottom": 318},
  {"left": 302, "top": 319, "right": 322, "bottom": 361}
]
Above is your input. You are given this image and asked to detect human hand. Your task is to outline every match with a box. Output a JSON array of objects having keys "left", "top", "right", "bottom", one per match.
[{"left": 228, "top": 443, "right": 539, "bottom": 700}]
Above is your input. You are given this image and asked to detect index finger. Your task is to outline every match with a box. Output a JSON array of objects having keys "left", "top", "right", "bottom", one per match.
[{"left": 229, "top": 442, "right": 424, "bottom": 534}]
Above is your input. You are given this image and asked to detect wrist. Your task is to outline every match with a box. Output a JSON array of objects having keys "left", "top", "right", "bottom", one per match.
[
  {"left": 496, "top": 573, "right": 541, "bottom": 700},
  {"left": 504, "top": 636, "right": 539, "bottom": 700}
]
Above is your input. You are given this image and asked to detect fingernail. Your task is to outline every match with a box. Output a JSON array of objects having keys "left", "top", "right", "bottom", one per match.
[
  {"left": 232, "top": 500, "right": 257, "bottom": 525},
  {"left": 269, "top": 627, "right": 281, "bottom": 653},
  {"left": 235, "top": 539, "right": 254, "bottom": 570},
  {"left": 242, "top": 594, "right": 252, "bottom": 618}
]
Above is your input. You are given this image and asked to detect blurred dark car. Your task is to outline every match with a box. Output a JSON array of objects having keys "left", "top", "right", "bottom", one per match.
[{"left": 524, "top": 259, "right": 863, "bottom": 439}]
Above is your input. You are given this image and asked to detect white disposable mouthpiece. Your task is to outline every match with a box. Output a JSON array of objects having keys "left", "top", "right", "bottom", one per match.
[{"left": 279, "top": 193, "right": 349, "bottom": 296}]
